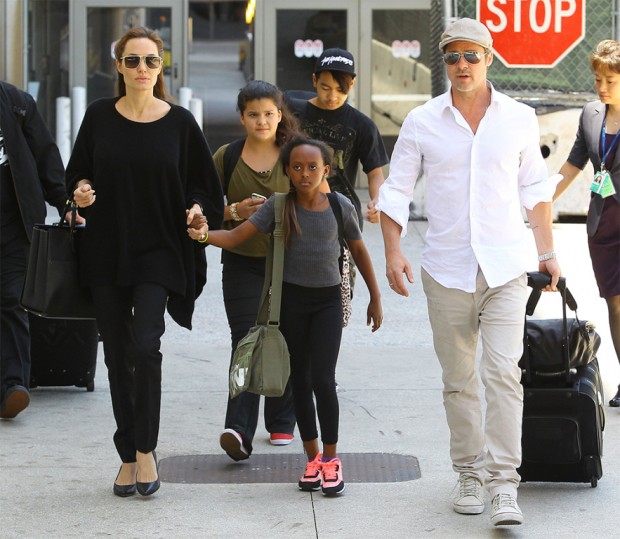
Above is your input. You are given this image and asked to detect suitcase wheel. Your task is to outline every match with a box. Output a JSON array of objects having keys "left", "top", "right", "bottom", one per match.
[
  {"left": 590, "top": 476, "right": 597, "bottom": 488},
  {"left": 86, "top": 381, "right": 95, "bottom": 392}
]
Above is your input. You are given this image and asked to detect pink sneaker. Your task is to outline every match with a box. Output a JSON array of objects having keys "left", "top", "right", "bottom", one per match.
[
  {"left": 321, "top": 457, "right": 345, "bottom": 496},
  {"left": 298, "top": 453, "right": 322, "bottom": 491},
  {"left": 270, "top": 433, "right": 294, "bottom": 446}
]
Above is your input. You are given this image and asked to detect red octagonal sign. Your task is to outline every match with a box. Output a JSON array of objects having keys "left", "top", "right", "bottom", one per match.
[{"left": 477, "top": 0, "right": 585, "bottom": 68}]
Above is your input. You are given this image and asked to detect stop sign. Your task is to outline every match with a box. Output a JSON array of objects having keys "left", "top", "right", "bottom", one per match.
[{"left": 477, "top": 0, "right": 585, "bottom": 68}]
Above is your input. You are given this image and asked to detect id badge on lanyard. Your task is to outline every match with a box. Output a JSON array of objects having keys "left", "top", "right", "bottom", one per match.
[{"left": 593, "top": 120, "right": 619, "bottom": 198}]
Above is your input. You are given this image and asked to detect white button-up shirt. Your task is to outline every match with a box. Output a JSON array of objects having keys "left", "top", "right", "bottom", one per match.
[{"left": 378, "top": 84, "right": 558, "bottom": 292}]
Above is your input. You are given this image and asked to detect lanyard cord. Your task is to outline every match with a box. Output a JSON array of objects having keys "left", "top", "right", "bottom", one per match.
[{"left": 600, "top": 115, "right": 620, "bottom": 171}]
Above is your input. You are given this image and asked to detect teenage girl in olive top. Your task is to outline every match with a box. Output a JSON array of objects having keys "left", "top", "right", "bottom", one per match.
[
  {"left": 190, "top": 135, "right": 382, "bottom": 496},
  {"left": 68, "top": 27, "right": 223, "bottom": 497},
  {"left": 212, "top": 81, "right": 301, "bottom": 461}
]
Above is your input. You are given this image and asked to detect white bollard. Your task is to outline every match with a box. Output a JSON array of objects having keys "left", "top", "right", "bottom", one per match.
[
  {"left": 56, "top": 97, "right": 72, "bottom": 167},
  {"left": 179, "top": 87, "right": 192, "bottom": 110},
  {"left": 71, "top": 86, "right": 86, "bottom": 145},
  {"left": 189, "top": 97, "right": 203, "bottom": 131}
]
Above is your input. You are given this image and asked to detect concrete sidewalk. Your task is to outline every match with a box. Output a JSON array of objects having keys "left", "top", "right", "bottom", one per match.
[{"left": 2, "top": 194, "right": 619, "bottom": 538}]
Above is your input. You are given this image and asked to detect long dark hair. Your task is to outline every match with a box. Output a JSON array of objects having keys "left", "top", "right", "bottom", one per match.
[
  {"left": 279, "top": 135, "right": 334, "bottom": 247},
  {"left": 237, "top": 80, "right": 301, "bottom": 147},
  {"left": 114, "top": 27, "right": 168, "bottom": 100}
]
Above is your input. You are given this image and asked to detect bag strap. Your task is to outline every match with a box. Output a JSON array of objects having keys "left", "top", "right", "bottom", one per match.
[
  {"left": 326, "top": 192, "right": 346, "bottom": 273},
  {"left": 222, "top": 138, "right": 245, "bottom": 197},
  {"left": 256, "top": 193, "right": 286, "bottom": 326}
]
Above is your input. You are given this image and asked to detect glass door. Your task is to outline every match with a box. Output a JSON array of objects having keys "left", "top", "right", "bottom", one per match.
[
  {"left": 256, "top": 0, "right": 358, "bottom": 105},
  {"left": 70, "top": 0, "right": 187, "bottom": 104},
  {"left": 359, "top": 0, "right": 431, "bottom": 156}
]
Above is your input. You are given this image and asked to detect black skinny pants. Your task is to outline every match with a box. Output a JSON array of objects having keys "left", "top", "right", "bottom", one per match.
[
  {"left": 91, "top": 283, "right": 167, "bottom": 463},
  {"left": 279, "top": 283, "right": 342, "bottom": 445},
  {"left": 222, "top": 250, "right": 295, "bottom": 453},
  {"left": 0, "top": 222, "right": 30, "bottom": 397}
]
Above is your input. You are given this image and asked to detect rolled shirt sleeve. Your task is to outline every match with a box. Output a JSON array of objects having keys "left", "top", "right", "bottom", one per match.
[{"left": 377, "top": 111, "right": 422, "bottom": 237}]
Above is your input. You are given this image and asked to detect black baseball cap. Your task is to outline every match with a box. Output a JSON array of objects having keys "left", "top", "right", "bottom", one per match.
[{"left": 314, "top": 48, "right": 356, "bottom": 76}]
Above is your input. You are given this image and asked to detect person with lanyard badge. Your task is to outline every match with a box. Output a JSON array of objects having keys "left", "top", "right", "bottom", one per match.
[{"left": 555, "top": 39, "right": 620, "bottom": 407}]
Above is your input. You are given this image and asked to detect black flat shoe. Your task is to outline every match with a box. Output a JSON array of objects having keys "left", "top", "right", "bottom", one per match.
[
  {"left": 137, "top": 451, "right": 160, "bottom": 496},
  {"left": 609, "top": 385, "right": 620, "bottom": 407},
  {"left": 113, "top": 465, "right": 136, "bottom": 497}
]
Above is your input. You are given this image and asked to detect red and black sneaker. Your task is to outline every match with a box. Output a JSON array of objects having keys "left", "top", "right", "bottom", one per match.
[
  {"left": 298, "top": 453, "right": 322, "bottom": 491},
  {"left": 321, "top": 457, "right": 345, "bottom": 496}
]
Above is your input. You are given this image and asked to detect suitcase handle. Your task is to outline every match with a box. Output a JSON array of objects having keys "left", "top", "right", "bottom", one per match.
[
  {"left": 525, "top": 272, "right": 577, "bottom": 315},
  {"left": 523, "top": 272, "right": 577, "bottom": 385}
]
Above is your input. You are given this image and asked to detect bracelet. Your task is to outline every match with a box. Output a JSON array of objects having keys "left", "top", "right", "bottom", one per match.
[
  {"left": 230, "top": 202, "right": 243, "bottom": 221},
  {"left": 197, "top": 231, "right": 209, "bottom": 244},
  {"left": 538, "top": 251, "right": 556, "bottom": 262}
]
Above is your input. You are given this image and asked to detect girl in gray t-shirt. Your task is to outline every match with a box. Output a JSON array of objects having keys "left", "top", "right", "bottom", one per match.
[{"left": 190, "top": 135, "right": 383, "bottom": 497}]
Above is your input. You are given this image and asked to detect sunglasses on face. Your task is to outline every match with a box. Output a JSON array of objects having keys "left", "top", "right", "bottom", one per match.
[
  {"left": 119, "top": 55, "right": 163, "bottom": 69},
  {"left": 442, "top": 51, "right": 487, "bottom": 66}
]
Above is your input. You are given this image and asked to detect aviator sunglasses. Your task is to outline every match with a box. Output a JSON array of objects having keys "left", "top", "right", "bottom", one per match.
[
  {"left": 119, "top": 55, "right": 163, "bottom": 69},
  {"left": 442, "top": 51, "right": 487, "bottom": 66}
]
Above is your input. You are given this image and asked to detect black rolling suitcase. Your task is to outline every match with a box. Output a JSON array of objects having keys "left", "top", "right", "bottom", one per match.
[
  {"left": 29, "top": 314, "right": 98, "bottom": 392},
  {"left": 518, "top": 272, "right": 605, "bottom": 487}
]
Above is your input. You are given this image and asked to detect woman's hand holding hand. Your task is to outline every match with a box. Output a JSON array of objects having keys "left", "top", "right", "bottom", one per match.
[
  {"left": 186, "top": 204, "right": 206, "bottom": 229},
  {"left": 187, "top": 218, "right": 209, "bottom": 243}
]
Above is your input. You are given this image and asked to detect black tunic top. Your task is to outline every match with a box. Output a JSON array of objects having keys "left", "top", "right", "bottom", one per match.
[{"left": 66, "top": 97, "right": 224, "bottom": 329}]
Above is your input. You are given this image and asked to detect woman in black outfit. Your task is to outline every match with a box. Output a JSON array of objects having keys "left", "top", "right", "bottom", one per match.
[{"left": 67, "top": 27, "right": 223, "bottom": 496}]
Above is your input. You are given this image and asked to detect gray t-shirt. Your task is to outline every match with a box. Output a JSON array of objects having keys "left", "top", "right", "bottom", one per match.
[{"left": 249, "top": 192, "right": 362, "bottom": 287}]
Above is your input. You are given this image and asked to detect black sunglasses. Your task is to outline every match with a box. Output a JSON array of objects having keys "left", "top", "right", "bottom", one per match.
[
  {"left": 119, "top": 55, "right": 163, "bottom": 69},
  {"left": 442, "top": 51, "right": 487, "bottom": 66}
]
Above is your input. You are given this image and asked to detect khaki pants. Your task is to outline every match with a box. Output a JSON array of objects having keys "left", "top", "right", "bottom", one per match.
[{"left": 421, "top": 267, "right": 527, "bottom": 498}]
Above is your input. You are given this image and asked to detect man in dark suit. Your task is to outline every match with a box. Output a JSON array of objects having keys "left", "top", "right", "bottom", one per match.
[{"left": 1, "top": 81, "right": 67, "bottom": 418}]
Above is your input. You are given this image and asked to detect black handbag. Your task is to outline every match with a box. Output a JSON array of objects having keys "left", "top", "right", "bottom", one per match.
[
  {"left": 20, "top": 203, "right": 96, "bottom": 319},
  {"left": 519, "top": 272, "right": 601, "bottom": 383}
]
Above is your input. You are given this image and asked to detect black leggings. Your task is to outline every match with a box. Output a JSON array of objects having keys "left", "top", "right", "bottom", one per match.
[
  {"left": 280, "top": 283, "right": 342, "bottom": 445},
  {"left": 92, "top": 283, "right": 168, "bottom": 463}
]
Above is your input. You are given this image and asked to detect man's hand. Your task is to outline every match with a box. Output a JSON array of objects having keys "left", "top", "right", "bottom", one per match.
[
  {"left": 65, "top": 210, "right": 85, "bottom": 225},
  {"left": 385, "top": 250, "right": 414, "bottom": 297},
  {"left": 540, "top": 258, "right": 561, "bottom": 291}
]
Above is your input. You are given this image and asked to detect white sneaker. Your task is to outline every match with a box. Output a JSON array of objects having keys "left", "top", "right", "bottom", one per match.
[
  {"left": 490, "top": 493, "right": 523, "bottom": 526},
  {"left": 451, "top": 474, "right": 485, "bottom": 514}
]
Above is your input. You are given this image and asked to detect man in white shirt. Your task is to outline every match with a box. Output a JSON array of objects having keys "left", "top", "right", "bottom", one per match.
[{"left": 378, "top": 18, "right": 561, "bottom": 527}]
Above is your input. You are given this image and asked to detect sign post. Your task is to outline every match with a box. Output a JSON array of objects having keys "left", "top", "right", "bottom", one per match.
[{"left": 477, "top": 0, "right": 585, "bottom": 68}]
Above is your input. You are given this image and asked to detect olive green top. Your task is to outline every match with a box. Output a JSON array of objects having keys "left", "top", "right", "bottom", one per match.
[{"left": 213, "top": 143, "right": 290, "bottom": 257}]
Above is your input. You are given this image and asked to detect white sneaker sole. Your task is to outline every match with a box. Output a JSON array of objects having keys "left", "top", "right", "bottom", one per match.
[
  {"left": 491, "top": 512, "right": 523, "bottom": 526},
  {"left": 453, "top": 503, "right": 485, "bottom": 515},
  {"left": 270, "top": 437, "right": 293, "bottom": 446},
  {"left": 220, "top": 430, "right": 249, "bottom": 461}
]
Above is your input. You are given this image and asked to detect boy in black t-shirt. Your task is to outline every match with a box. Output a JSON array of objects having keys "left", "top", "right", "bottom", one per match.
[{"left": 287, "top": 48, "right": 389, "bottom": 228}]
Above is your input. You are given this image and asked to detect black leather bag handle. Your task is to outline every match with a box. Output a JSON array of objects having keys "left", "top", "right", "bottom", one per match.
[{"left": 523, "top": 271, "right": 577, "bottom": 384}]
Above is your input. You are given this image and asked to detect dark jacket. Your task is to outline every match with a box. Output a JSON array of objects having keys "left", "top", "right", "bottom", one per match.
[
  {"left": 0, "top": 81, "right": 66, "bottom": 240},
  {"left": 567, "top": 100, "right": 620, "bottom": 237}
]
